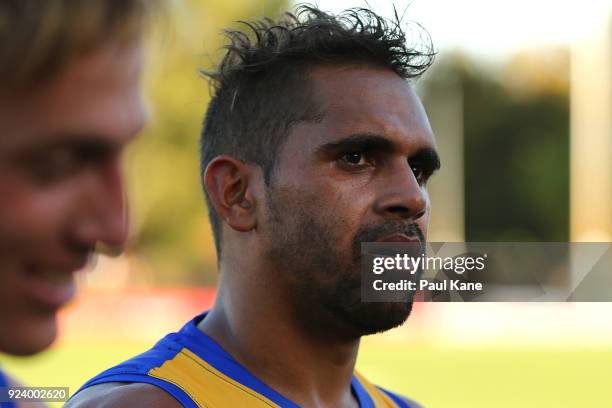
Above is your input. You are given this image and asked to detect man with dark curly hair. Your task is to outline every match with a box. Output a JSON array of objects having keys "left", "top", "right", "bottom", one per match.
[{"left": 69, "top": 5, "right": 439, "bottom": 407}]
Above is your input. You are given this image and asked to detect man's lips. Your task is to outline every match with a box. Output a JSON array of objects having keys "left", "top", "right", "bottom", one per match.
[
  {"left": 20, "top": 259, "right": 86, "bottom": 311},
  {"left": 377, "top": 234, "right": 421, "bottom": 243}
]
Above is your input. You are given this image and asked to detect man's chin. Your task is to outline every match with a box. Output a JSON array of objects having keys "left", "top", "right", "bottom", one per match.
[
  {"left": 0, "top": 312, "right": 58, "bottom": 356},
  {"left": 340, "top": 301, "right": 413, "bottom": 337}
]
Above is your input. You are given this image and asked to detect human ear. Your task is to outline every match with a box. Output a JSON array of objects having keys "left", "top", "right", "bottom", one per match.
[{"left": 204, "top": 155, "right": 257, "bottom": 232}]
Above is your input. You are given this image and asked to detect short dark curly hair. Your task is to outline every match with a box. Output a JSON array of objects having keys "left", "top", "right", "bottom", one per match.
[{"left": 200, "top": 4, "right": 435, "bottom": 255}]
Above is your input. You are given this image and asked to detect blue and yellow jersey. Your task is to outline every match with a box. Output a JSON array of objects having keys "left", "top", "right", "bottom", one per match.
[
  {"left": 0, "top": 368, "right": 17, "bottom": 408},
  {"left": 74, "top": 313, "right": 417, "bottom": 407}
]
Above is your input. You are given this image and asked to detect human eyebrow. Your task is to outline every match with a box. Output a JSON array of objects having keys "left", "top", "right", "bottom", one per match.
[
  {"left": 408, "top": 146, "right": 441, "bottom": 174},
  {"left": 315, "top": 133, "right": 396, "bottom": 158},
  {"left": 19, "top": 135, "right": 116, "bottom": 162}
]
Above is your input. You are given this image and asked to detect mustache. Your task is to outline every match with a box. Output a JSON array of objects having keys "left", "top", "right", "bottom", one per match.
[
  {"left": 353, "top": 222, "right": 425, "bottom": 244},
  {"left": 351, "top": 222, "right": 425, "bottom": 260}
]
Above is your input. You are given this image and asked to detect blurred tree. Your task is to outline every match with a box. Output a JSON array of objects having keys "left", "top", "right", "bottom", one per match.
[
  {"left": 125, "top": 0, "right": 288, "bottom": 285},
  {"left": 421, "top": 50, "right": 570, "bottom": 242}
]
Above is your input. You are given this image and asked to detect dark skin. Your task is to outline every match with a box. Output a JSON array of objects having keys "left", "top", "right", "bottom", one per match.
[{"left": 67, "top": 64, "right": 438, "bottom": 408}]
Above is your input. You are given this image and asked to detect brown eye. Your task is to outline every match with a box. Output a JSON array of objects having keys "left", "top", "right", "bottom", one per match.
[
  {"left": 341, "top": 152, "right": 365, "bottom": 165},
  {"left": 410, "top": 162, "right": 431, "bottom": 185},
  {"left": 29, "top": 149, "right": 80, "bottom": 185}
]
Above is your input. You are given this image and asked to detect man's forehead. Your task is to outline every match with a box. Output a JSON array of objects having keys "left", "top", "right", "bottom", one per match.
[
  {"left": 300, "top": 64, "right": 436, "bottom": 152},
  {"left": 0, "top": 100, "right": 144, "bottom": 156},
  {"left": 0, "top": 40, "right": 145, "bottom": 153}
]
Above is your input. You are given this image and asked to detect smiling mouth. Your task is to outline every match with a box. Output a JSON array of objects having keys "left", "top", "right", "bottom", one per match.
[{"left": 21, "top": 261, "right": 86, "bottom": 311}]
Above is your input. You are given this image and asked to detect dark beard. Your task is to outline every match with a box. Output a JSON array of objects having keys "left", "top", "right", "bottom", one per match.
[{"left": 263, "top": 186, "right": 424, "bottom": 338}]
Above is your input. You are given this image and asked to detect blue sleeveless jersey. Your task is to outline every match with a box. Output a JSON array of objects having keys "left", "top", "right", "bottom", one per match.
[
  {"left": 74, "top": 313, "right": 417, "bottom": 407},
  {"left": 0, "top": 368, "right": 17, "bottom": 408}
]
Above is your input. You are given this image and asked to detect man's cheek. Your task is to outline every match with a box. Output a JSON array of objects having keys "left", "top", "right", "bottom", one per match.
[
  {"left": 419, "top": 211, "right": 430, "bottom": 239},
  {"left": 3, "top": 188, "right": 73, "bottom": 245}
]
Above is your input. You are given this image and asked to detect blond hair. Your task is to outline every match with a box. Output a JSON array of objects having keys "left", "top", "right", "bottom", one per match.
[{"left": 0, "top": 0, "right": 159, "bottom": 90}]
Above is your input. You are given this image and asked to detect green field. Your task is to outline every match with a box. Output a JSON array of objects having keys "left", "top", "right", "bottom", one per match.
[{"left": 2, "top": 342, "right": 611, "bottom": 407}]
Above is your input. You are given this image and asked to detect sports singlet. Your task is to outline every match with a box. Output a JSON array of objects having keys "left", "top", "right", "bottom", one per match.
[
  {"left": 74, "top": 313, "right": 417, "bottom": 407},
  {"left": 0, "top": 368, "right": 17, "bottom": 408}
]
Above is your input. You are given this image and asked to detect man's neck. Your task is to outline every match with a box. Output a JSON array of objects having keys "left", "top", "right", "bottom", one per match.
[{"left": 197, "top": 278, "right": 362, "bottom": 408}]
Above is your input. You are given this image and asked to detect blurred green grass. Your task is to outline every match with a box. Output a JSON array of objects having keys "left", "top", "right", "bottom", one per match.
[
  {"left": 1, "top": 342, "right": 611, "bottom": 407},
  {"left": 357, "top": 343, "right": 612, "bottom": 407}
]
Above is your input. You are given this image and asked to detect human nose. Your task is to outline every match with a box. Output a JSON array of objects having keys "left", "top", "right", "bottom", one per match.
[
  {"left": 73, "top": 158, "right": 129, "bottom": 252},
  {"left": 372, "top": 160, "right": 427, "bottom": 222}
]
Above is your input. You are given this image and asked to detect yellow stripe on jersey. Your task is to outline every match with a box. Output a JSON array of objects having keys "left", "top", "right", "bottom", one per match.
[
  {"left": 353, "top": 371, "right": 402, "bottom": 408},
  {"left": 148, "top": 347, "right": 281, "bottom": 408}
]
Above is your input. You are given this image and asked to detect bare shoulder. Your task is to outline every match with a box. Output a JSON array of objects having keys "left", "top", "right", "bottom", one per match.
[{"left": 65, "top": 382, "right": 181, "bottom": 408}]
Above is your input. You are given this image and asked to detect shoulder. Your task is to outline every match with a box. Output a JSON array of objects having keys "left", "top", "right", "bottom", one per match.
[{"left": 65, "top": 382, "right": 182, "bottom": 408}]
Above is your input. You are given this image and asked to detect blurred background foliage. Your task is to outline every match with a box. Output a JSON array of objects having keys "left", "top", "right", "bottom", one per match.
[
  {"left": 124, "top": 0, "right": 288, "bottom": 285},
  {"left": 421, "top": 50, "right": 569, "bottom": 242}
]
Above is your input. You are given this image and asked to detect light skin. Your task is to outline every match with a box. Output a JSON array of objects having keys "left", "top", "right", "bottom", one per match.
[
  {"left": 68, "top": 64, "right": 437, "bottom": 407},
  {"left": 0, "top": 39, "right": 145, "bottom": 357}
]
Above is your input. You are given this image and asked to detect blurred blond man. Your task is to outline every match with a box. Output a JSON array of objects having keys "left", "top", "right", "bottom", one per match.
[{"left": 0, "top": 0, "right": 158, "bottom": 400}]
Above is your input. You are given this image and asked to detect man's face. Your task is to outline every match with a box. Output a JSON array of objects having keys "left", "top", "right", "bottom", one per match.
[
  {"left": 262, "top": 65, "right": 439, "bottom": 337},
  {"left": 0, "top": 40, "right": 145, "bottom": 355}
]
